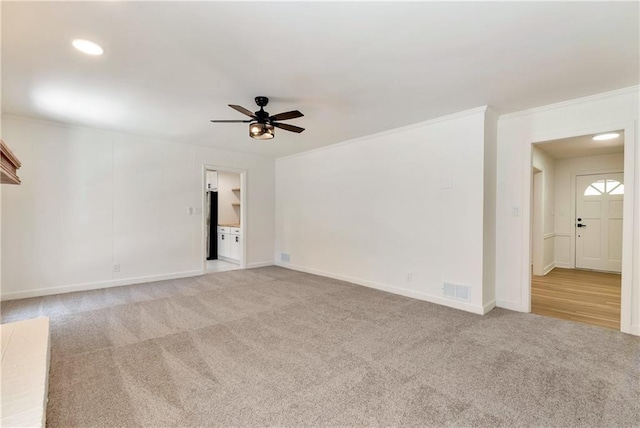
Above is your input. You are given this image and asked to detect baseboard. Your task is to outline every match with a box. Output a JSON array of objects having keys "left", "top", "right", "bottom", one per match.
[
  {"left": 217, "top": 256, "right": 240, "bottom": 265},
  {"left": 0, "top": 270, "right": 203, "bottom": 301},
  {"left": 543, "top": 262, "right": 555, "bottom": 275},
  {"left": 482, "top": 299, "right": 496, "bottom": 315},
  {"left": 554, "top": 262, "right": 572, "bottom": 269},
  {"left": 276, "top": 262, "right": 487, "bottom": 315},
  {"left": 624, "top": 324, "right": 640, "bottom": 336},
  {"left": 247, "top": 261, "right": 274, "bottom": 269},
  {"left": 496, "top": 299, "right": 524, "bottom": 312}
]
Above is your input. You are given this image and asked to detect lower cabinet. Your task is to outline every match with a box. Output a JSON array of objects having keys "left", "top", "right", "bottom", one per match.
[
  {"left": 230, "top": 234, "right": 241, "bottom": 260},
  {"left": 217, "top": 232, "right": 231, "bottom": 258},
  {"left": 217, "top": 226, "right": 241, "bottom": 262}
]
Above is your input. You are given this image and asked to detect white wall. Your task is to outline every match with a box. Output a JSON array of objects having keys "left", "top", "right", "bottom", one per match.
[
  {"left": 495, "top": 86, "right": 639, "bottom": 335},
  {"left": 553, "top": 152, "right": 624, "bottom": 268},
  {"left": 1, "top": 115, "right": 275, "bottom": 300},
  {"left": 276, "top": 107, "right": 495, "bottom": 314},
  {"left": 531, "top": 145, "right": 556, "bottom": 274},
  {"left": 217, "top": 171, "right": 241, "bottom": 225}
]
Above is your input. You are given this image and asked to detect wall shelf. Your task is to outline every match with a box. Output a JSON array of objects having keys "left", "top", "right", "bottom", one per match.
[
  {"left": 231, "top": 188, "right": 240, "bottom": 192},
  {"left": 1, "top": 140, "right": 22, "bottom": 185}
]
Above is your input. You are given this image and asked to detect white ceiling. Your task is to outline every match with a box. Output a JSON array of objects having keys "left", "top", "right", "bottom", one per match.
[
  {"left": 536, "top": 131, "right": 625, "bottom": 160},
  {"left": 2, "top": 2, "right": 638, "bottom": 158}
]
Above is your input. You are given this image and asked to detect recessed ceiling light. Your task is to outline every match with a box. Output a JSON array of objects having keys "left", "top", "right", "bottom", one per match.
[
  {"left": 72, "top": 39, "right": 103, "bottom": 56},
  {"left": 593, "top": 133, "right": 620, "bottom": 141}
]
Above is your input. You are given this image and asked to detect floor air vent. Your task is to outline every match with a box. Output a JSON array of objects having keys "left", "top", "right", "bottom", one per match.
[{"left": 443, "top": 282, "right": 470, "bottom": 301}]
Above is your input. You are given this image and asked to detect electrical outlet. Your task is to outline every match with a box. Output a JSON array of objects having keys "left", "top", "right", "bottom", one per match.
[
  {"left": 113, "top": 263, "right": 120, "bottom": 273},
  {"left": 281, "top": 253, "right": 290, "bottom": 263},
  {"left": 406, "top": 272, "right": 413, "bottom": 282}
]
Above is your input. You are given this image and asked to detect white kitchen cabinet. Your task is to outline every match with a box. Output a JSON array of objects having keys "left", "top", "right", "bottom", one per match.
[
  {"left": 217, "top": 232, "right": 230, "bottom": 258},
  {"left": 216, "top": 226, "right": 241, "bottom": 262},
  {"left": 229, "top": 233, "right": 242, "bottom": 261},
  {"left": 206, "top": 171, "right": 218, "bottom": 191}
]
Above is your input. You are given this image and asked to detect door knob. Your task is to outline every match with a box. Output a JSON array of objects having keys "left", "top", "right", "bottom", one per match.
[{"left": 577, "top": 223, "right": 587, "bottom": 228}]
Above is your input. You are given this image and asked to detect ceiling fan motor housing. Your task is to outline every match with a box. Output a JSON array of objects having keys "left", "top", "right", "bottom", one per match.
[
  {"left": 255, "top": 96, "right": 269, "bottom": 107},
  {"left": 254, "top": 96, "right": 270, "bottom": 122}
]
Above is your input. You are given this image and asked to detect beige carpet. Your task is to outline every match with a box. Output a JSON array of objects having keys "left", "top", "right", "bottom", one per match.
[{"left": 2, "top": 266, "right": 639, "bottom": 427}]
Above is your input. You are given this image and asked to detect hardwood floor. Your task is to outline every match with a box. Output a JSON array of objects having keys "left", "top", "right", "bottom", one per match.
[{"left": 531, "top": 268, "right": 621, "bottom": 330}]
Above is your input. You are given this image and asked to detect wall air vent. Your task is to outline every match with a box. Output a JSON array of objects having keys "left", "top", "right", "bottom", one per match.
[{"left": 443, "top": 282, "right": 470, "bottom": 301}]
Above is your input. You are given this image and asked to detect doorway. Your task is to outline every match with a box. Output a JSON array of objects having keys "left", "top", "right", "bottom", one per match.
[
  {"left": 529, "top": 131, "right": 624, "bottom": 329},
  {"left": 203, "top": 166, "right": 247, "bottom": 273}
]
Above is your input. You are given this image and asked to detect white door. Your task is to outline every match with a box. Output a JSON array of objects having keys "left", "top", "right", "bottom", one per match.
[{"left": 575, "top": 173, "right": 624, "bottom": 272}]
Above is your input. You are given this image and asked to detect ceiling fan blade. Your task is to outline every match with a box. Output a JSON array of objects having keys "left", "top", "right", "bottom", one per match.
[
  {"left": 269, "top": 110, "right": 304, "bottom": 121},
  {"left": 229, "top": 104, "right": 257, "bottom": 118},
  {"left": 210, "top": 120, "right": 252, "bottom": 123},
  {"left": 273, "top": 122, "right": 305, "bottom": 133}
]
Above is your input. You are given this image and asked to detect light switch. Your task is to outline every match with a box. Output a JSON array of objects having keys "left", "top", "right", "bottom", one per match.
[
  {"left": 188, "top": 207, "right": 194, "bottom": 215},
  {"left": 512, "top": 207, "right": 520, "bottom": 217}
]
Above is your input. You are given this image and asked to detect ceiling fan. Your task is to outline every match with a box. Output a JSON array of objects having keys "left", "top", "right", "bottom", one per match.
[{"left": 210, "top": 96, "right": 305, "bottom": 140}]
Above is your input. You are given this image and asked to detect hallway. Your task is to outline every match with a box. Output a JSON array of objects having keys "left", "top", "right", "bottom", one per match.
[{"left": 532, "top": 268, "right": 621, "bottom": 330}]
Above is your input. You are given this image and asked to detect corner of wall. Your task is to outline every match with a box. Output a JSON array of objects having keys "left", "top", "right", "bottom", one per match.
[{"left": 482, "top": 107, "right": 498, "bottom": 308}]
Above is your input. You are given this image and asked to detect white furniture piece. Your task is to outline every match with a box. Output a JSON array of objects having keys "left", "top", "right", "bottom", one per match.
[
  {"left": 229, "top": 227, "right": 242, "bottom": 261},
  {"left": 206, "top": 171, "right": 218, "bottom": 191},
  {"left": 1, "top": 317, "right": 51, "bottom": 427},
  {"left": 217, "top": 226, "right": 231, "bottom": 259},
  {"left": 217, "top": 226, "right": 242, "bottom": 263}
]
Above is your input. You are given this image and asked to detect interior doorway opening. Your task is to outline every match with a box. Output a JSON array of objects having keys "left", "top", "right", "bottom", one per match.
[
  {"left": 529, "top": 130, "right": 624, "bottom": 330},
  {"left": 203, "top": 166, "right": 247, "bottom": 273}
]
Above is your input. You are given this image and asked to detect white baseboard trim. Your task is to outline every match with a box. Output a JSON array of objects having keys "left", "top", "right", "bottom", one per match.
[
  {"left": 217, "top": 256, "right": 240, "bottom": 265},
  {"left": 496, "top": 299, "right": 524, "bottom": 312},
  {"left": 554, "top": 262, "right": 572, "bottom": 269},
  {"left": 623, "top": 324, "right": 640, "bottom": 336},
  {"left": 247, "top": 261, "right": 274, "bottom": 269},
  {"left": 0, "top": 270, "right": 203, "bottom": 301},
  {"left": 482, "top": 299, "right": 496, "bottom": 315},
  {"left": 276, "top": 262, "right": 487, "bottom": 315},
  {"left": 543, "top": 262, "right": 555, "bottom": 276}
]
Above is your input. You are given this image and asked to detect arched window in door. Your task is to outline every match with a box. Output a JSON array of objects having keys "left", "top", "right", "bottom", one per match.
[{"left": 584, "top": 178, "right": 623, "bottom": 196}]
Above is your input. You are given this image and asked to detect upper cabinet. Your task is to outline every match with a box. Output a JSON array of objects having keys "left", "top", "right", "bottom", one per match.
[
  {"left": 206, "top": 171, "right": 218, "bottom": 191},
  {"left": 1, "top": 140, "right": 22, "bottom": 185}
]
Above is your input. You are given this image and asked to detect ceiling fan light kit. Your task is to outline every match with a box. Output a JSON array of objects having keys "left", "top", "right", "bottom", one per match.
[
  {"left": 250, "top": 122, "right": 274, "bottom": 140},
  {"left": 210, "top": 96, "right": 304, "bottom": 140}
]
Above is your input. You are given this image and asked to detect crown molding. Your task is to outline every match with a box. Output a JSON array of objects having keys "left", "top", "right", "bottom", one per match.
[
  {"left": 499, "top": 86, "right": 639, "bottom": 121},
  {"left": 277, "top": 105, "right": 488, "bottom": 162}
]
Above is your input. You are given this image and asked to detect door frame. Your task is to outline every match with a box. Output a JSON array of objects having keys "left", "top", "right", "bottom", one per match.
[
  {"left": 522, "top": 120, "right": 635, "bottom": 334},
  {"left": 201, "top": 164, "right": 248, "bottom": 272},
  {"left": 531, "top": 167, "right": 544, "bottom": 276},
  {"left": 571, "top": 170, "right": 624, "bottom": 271}
]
